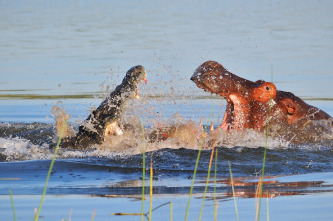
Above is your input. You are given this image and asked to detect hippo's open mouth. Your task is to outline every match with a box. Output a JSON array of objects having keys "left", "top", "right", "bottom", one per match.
[
  {"left": 191, "top": 61, "right": 278, "bottom": 131},
  {"left": 191, "top": 61, "right": 333, "bottom": 143},
  {"left": 192, "top": 80, "right": 243, "bottom": 130},
  {"left": 193, "top": 80, "right": 230, "bottom": 97}
]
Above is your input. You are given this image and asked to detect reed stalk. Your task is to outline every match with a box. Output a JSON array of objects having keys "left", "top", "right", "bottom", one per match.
[
  {"left": 185, "top": 138, "right": 204, "bottom": 221},
  {"left": 170, "top": 201, "right": 173, "bottom": 221},
  {"left": 257, "top": 59, "right": 273, "bottom": 220},
  {"left": 185, "top": 102, "right": 217, "bottom": 221},
  {"left": 255, "top": 177, "right": 262, "bottom": 221},
  {"left": 257, "top": 106, "right": 271, "bottom": 221},
  {"left": 149, "top": 156, "right": 153, "bottom": 221},
  {"left": 9, "top": 190, "right": 16, "bottom": 221},
  {"left": 91, "top": 209, "right": 96, "bottom": 221},
  {"left": 141, "top": 121, "right": 146, "bottom": 221},
  {"left": 35, "top": 115, "right": 68, "bottom": 221},
  {"left": 68, "top": 208, "right": 73, "bottom": 221},
  {"left": 257, "top": 60, "right": 274, "bottom": 221},
  {"left": 199, "top": 135, "right": 217, "bottom": 221},
  {"left": 214, "top": 148, "right": 218, "bottom": 221},
  {"left": 228, "top": 161, "right": 239, "bottom": 221}
]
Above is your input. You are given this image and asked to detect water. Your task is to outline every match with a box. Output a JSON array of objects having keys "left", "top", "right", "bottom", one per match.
[{"left": 1, "top": 0, "right": 333, "bottom": 220}]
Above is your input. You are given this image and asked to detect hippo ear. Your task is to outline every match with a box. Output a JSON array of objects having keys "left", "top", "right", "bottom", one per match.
[
  {"left": 255, "top": 80, "right": 266, "bottom": 84},
  {"left": 282, "top": 99, "right": 296, "bottom": 115}
]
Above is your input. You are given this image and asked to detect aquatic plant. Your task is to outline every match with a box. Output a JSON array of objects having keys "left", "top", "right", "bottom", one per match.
[
  {"left": 91, "top": 209, "right": 96, "bottom": 221},
  {"left": 9, "top": 190, "right": 16, "bottom": 221},
  {"left": 149, "top": 156, "right": 153, "bottom": 221},
  {"left": 214, "top": 148, "right": 218, "bottom": 221},
  {"left": 141, "top": 121, "right": 146, "bottom": 221},
  {"left": 199, "top": 132, "right": 218, "bottom": 221},
  {"left": 257, "top": 59, "right": 274, "bottom": 221},
  {"left": 35, "top": 115, "right": 68, "bottom": 221},
  {"left": 186, "top": 102, "right": 217, "bottom": 221},
  {"left": 228, "top": 161, "right": 239, "bottom": 221},
  {"left": 185, "top": 138, "right": 204, "bottom": 221}
]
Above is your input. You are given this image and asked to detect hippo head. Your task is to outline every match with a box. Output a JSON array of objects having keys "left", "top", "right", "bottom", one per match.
[
  {"left": 191, "top": 61, "right": 331, "bottom": 132},
  {"left": 191, "top": 61, "right": 277, "bottom": 130},
  {"left": 275, "top": 91, "right": 331, "bottom": 125}
]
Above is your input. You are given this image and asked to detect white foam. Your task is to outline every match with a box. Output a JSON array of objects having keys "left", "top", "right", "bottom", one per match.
[
  {"left": 0, "top": 137, "right": 52, "bottom": 161},
  {"left": 1, "top": 100, "right": 332, "bottom": 162}
]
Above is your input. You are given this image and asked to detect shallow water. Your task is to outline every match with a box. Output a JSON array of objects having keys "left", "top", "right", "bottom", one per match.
[{"left": 1, "top": 0, "right": 333, "bottom": 220}]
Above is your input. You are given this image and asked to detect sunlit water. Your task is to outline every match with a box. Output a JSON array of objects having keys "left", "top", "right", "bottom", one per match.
[{"left": 1, "top": 1, "right": 333, "bottom": 220}]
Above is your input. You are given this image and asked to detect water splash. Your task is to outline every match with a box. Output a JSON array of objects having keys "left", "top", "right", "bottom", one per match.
[
  {"left": 0, "top": 137, "right": 52, "bottom": 161},
  {"left": 51, "top": 101, "right": 75, "bottom": 138},
  {"left": 1, "top": 90, "right": 333, "bottom": 161}
]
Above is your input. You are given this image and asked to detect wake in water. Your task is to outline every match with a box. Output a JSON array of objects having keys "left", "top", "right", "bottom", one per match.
[{"left": 1, "top": 97, "right": 333, "bottom": 162}]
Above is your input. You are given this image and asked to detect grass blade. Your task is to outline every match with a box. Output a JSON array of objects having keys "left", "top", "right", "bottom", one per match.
[
  {"left": 35, "top": 115, "right": 68, "bottom": 221},
  {"left": 186, "top": 102, "right": 217, "bottom": 221},
  {"left": 258, "top": 60, "right": 274, "bottom": 221},
  {"left": 141, "top": 121, "right": 146, "bottom": 221},
  {"left": 149, "top": 156, "right": 153, "bottom": 221},
  {"left": 91, "top": 209, "right": 96, "bottom": 221},
  {"left": 255, "top": 177, "right": 262, "bottom": 221},
  {"left": 68, "top": 208, "right": 73, "bottom": 221},
  {"left": 214, "top": 148, "right": 218, "bottom": 221},
  {"left": 199, "top": 136, "right": 217, "bottom": 221},
  {"left": 228, "top": 161, "right": 239, "bottom": 221},
  {"left": 185, "top": 138, "right": 204, "bottom": 221},
  {"left": 257, "top": 109, "right": 270, "bottom": 221},
  {"left": 170, "top": 201, "right": 173, "bottom": 221},
  {"left": 9, "top": 190, "right": 16, "bottom": 221}
]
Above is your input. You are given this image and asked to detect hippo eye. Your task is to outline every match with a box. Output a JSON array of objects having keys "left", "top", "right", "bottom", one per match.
[{"left": 266, "top": 86, "right": 270, "bottom": 90}]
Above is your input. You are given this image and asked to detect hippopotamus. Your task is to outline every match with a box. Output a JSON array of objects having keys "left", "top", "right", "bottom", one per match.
[
  {"left": 58, "top": 65, "right": 147, "bottom": 149},
  {"left": 191, "top": 61, "right": 332, "bottom": 143}
]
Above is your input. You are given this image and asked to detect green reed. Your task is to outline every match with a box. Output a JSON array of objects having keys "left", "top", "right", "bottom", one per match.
[
  {"left": 185, "top": 101, "right": 217, "bottom": 221},
  {"left": 149, "top": 156, "right": 153, "bottom": 221},
  {"left": 35, "top": 115, "right": 68, "bottom": 221},
  {"left": 141, "top": 121, "right": 146, "bottom": 221},
  {"left": 185, "top": 138, "right": 204, "bottom": 221},
  {"left": 214, "top": 148, "right": 218, "bottom": 221},
  {"left": 228, "top": 161, "right": 239, "bottom": 221},
  {"left": 111, "top": 120, "right": 172, "bottom": 220},
  {"left": 258, "top": 99, "right": 272, "bottom": 221},
  {"left": 199, "top": 135, "right": 218, "bottom": 221},
  {"left": 170, "top": 201, "right": 173, "bottom": 221},
  {"left": 91, "top": 209, "right": 96, "bottom": 221},
  {"left": 257, "top": 59, "right": 274, "bottom": 221},
  {"left": 9, "top": 190, "right": 16, "bottom": 221}
]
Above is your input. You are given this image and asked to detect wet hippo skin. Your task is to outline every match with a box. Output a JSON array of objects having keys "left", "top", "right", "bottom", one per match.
[{"left": 191, "top": 61, "right": 332, "bottom": 143}]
